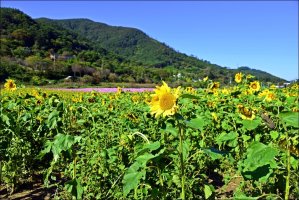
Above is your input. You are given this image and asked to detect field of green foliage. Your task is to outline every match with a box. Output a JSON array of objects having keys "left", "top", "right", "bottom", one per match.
[{"left": 1, "top": 75, "right": 298, "bottom": 199}]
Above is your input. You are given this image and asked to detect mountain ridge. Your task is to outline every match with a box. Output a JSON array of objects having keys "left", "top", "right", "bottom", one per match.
[{"left": 0, "top": 7, "right": 286, "bottom": 85}]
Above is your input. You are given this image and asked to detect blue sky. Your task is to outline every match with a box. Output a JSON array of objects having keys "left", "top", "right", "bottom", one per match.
[{"left": 2, "top": 1, "right": 298, "bottom": 81}]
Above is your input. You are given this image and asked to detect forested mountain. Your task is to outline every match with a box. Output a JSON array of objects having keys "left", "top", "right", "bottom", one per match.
[{"left": 0, "top": 7, "right": 286, "bottom": 86}]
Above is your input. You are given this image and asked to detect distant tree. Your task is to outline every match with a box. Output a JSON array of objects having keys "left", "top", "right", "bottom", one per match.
[{"left": 108, "top": 73, "right": 118, "bottom": 82}]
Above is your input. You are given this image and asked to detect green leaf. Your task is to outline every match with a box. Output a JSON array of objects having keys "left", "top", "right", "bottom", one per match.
[
  {"left": 123, "top": 142, "right": 164, "bottom": 196},
  {"left": 37, "top": 140, "right": 53, "bottom": 159},
  {"left": 65, "top": 179, "right": 84, "bottom": 199},
  {"left": 182, "top": 139, "right": 190, "bottom": 161},
  {"left": 47, "top": 110, "right": 59, "bottom": 128},
  {"left": 181, "top": 93, "right": 201, "bottom": 99},
  {"left": 216, "top": 131, "right": 238, "bottom": 143},
  {"left": 1, "top": 114, "right": 10, "bottom": 126},
  {"left": 53, "top": 133, "right": 81, "bottom": 152},
  {"left": 135, "top": 153, "right": 155, "bottom": 167},
  {"left": 203, "top": 148, "right": 225, "bottom": 160},
  {"left": 122, "top": 162, "right": 146, "bottom": 196},
  {"left": 279, "top": 112, "right": 299, "bottom": 128},
  {"left": 241, "top": 142, "right": 278, "bottom": 182},
  {"left": 77, "top": 119, "right": 86, "bottom": 125},
  {"left": 242, "top": 142, "right": 278, "bottom": 172},
  {"left": 234, "top": 190, "right": 258, "bottom": 200},
  {"left": 186, "top": 116, "right": 205, "bottom": 131},
  {"left": 204, "top": 184, "right": 213, "bottom": 199},
  {"left": 164, "top": 123, "right": 178, "bottom": 137},
  {"left": 270, "top": 131, "right": 279, "bottom": 140},
  {"left": 137, "top": 141, "right": 160, "bottom": 156},
  {"left": 242, "top": 118, "right": 261, "bottom": 130}
]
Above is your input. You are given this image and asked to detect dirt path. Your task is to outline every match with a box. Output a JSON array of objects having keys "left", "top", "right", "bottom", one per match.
[{"left": 0, "top": 183, "right": 56, "bottom": 200}]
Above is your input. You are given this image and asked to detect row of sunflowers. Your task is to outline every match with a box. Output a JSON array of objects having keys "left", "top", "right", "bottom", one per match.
[{"left": 1, "top": 74, "right": 298, "bottom": 199}]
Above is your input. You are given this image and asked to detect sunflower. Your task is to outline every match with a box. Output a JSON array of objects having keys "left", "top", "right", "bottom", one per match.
[
  {"left": 265, "top": 92, "right": 276, "bottom": 102},
  {"left": 185, "top": 87, "right": 195, "bottom": 94},
  {"left": 4, "top": 79, "right": 17, "bottom": 91},
  {"left": 270, "top": 84, "right": 277, "bottom": 90},
  {"left": 211, "top": 112, "right": 218, "bottom": 122},
  {"left": 117, "top": 87, "right": 122, "bottom": 94},
  {"left": 221, "top": 88, "right": 230, "bottom": 95},
  {"left": 258, "top": 89, "right": 269, "bottom": 98},
  {"left": 149, "top": 81, "right": 180, "bottom": 118},
  {"left": 291, "top": 83, "right": 299, "bottom": 90},
  {"left": 203, "top": 76, "right": 209, "bottom": 82},
  {"left": 235, "top": 73, "right": 243, "bottom": 83},
  {"left": 237, "top": 105, "right": 255, "bottom": 120},
  {"left": 210, "top": 82, "right": 220, "bottom": 90},
  {"left": 249, "top": 81, "right": 260, "bottom": 92}
]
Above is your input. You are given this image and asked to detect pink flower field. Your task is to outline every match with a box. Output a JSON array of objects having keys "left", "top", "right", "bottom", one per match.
[{"left": 54, "top": 88, "right": 154, "bottom": 93}]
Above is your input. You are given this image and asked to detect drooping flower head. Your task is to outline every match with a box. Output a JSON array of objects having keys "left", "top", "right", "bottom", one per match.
[
  {"left": 249, "top": 81, "right": 261, "bottom": 92},
  {"left": 185, "top": 86, "right": 195, "bottom": 94},
  {"left": 237, "top": 105, "right": 255, "bottom": 120},
  {"left": 235, "top": 73, "right": 243, "bottom": 83},
  {"left": 149, "top": 81, "right": 180, "bottom": 118},
  {"left": 4, "top": 79, "right": 17, "bottom": 91},
  {"left": 209, "top": 82, "right": 220, "bottom": 90}
]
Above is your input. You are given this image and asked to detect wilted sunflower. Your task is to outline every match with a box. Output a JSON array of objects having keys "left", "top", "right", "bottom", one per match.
[
  {"left": 186, "top": 87, "right": 195, "bottom": 94},
  {"left": 237, "top": 105, "right": 255, "bottom": 120},
  {"left": 235, "top": 73, "right": 243, "bottom": 83},
  {"left": 4, "top": 79, "right": 17, "bottom": 91},
  {"left": 149, "top": 81, "right": 180, "bottom": 118},
  {"left": 210, "top": 82, "right": 220, "bottom": 90},
  {"left": 249, "top": 81, "right": 260, "bottom": 92}
]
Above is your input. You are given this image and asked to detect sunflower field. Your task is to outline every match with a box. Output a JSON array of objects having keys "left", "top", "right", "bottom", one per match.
[{"left": 0, "top": 75, "right": 298, "bottom": 200}]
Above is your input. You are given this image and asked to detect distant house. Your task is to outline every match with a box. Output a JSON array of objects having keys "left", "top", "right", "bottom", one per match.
[{"left": 276, "top": 82, "right": 290, "bottom": 88}]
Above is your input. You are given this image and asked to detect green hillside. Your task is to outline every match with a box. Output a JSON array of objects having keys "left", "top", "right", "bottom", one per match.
[{"left": 0, "top": 7, "right": 286, "bottom": 86}]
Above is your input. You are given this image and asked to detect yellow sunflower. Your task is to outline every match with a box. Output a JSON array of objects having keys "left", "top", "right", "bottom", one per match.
[
  {"left": 4, "top": 79, "right": 17, "bottom": 91},
  {"left": 258, "top": 89, "right": 269, "bottom": 98},
  {"left": 249, "top": 81, "right": 260, "bottom": 92},
  {"left": 265, "top": 92, "right": 276, "bottom": 102},
  {"left": 291, "top": 83, "right": 299, "bottom": 90},
  {"left": 221, "top": 88, "right": 230, "bottom": 95},
  {"left": 203, "top": 76, "right": 209, "bottom": 82},
  {"left": 235, "top": 73, "right": 243, "bottom": 83},
  {"left": 270, "top": 84, "right": 277, "bottom": 90},
  {"left": 117, "top": 87, "right": 122, "bottom": 94},
  {"left": 149, "top": 81, "right": 180, "bottom": 118},
  {"left": 211, "top": 112, "right": 218, "bottom": 122}
]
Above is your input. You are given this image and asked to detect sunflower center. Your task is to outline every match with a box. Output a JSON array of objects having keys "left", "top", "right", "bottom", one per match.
[
  {"left": 251, "top": 84, "right": 257, "bottom": 89},
  {"left": 159, "top": 93, "right": 175, "bottom": 110}
]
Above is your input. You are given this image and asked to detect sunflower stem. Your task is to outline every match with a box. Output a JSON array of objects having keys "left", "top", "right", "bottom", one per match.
[
  {"left": 284, "top": 130, "right": 290, "bottom": 200},
  {"left": 178, "top": 123, "right": 185, "bottom": 200}
]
